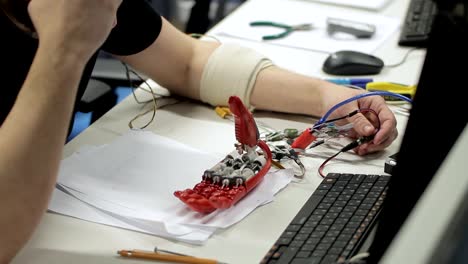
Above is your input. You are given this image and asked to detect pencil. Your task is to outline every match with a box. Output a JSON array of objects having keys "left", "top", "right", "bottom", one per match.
[{"left": 118, "top": 249, "right": 223, "bottom": 264}]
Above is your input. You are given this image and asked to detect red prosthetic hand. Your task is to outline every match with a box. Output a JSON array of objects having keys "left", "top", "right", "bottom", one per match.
[{"left": 174, "top": 96, "right": 272, "bottom": 213}]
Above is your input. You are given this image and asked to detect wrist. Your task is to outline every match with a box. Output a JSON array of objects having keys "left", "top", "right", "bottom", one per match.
[
  {"left": 315, "top": 80, "right": 356, "bottom": 117},
  {"left": 317, "top": 80, "right": 344, "bottom": 117},
  {"left": 37, "top": 39, "right": 95, "bottom": 67}
]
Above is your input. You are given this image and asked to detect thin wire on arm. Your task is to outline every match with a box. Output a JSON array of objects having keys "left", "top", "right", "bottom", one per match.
[
  {"left": 121, "top": 62, "right": 158, "bottom": 129},
  {"left": 122, "top": 32, "right": 220, "bottom": 129},
  {"left": 188, "top": 33, "right": 222, "bottom": 43}
]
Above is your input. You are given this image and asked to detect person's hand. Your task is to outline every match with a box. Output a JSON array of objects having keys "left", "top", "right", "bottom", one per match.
[
  {"left": 319, "top": 82, "right": 398, "bottom": 155},
  {"left": 27, "top": 0, "right": 122, "bottom": 61}
]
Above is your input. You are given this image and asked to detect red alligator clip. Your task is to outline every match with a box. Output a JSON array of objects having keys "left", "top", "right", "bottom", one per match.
[
  {"left": 291, "top": 128, "right": 317, "bottom": 150},
  {"left": 174, "top": 96, "right": 272, "bottom": 213}
]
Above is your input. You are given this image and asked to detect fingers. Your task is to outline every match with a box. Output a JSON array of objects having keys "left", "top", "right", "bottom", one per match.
[
  {"left": 354, "top": 125, "right": 398, "bottom": 155},
  {"left": 348, "top": 113, "right": 375, "bottom": 137},
  {"left": 373, "top": 120, "right": 396, "bottom": 146},
  {"left": 349, "top": 106, "right": 397, "bottom": 155},
  {"left": 346, "top": 95, "right": 398, "bottom": 155}
]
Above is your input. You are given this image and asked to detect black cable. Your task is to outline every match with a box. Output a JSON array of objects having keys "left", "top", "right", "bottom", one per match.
[
  {"left": 341, "top": 135, "right": 375, "bottom": 152},
  {"left": 318, "top": 134, "right": 376, "bottom": 178},
  {"left": 304, "top": 107, "right": 381, "bottom": 177},
  {"left": 319, "top": 110, "right": 359, "bottom": 125}
]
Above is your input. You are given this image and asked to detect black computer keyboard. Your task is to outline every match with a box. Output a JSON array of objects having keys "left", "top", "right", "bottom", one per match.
[
  {"left": 398, "top": 0, "right": 437, "bottom": 47},
  {"left": 260, "top": 173, "right": 390, "bottom": 264}
]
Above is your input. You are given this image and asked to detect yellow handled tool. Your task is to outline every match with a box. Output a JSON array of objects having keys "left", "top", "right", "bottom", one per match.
[
  {"left": 366, "top": 82, "right": 417, "bottom": 101},
  {"left": 215, "top": 106, "right": 232, "bottom": 119}
]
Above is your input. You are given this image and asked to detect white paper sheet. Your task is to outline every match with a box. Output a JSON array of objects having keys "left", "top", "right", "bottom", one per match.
[
  {"left": 51, "top": 130, "right": 294, "bottom": 244},
  {"left": 302, "top": 0, "right": 392, "bottom": 11},
  {"left": 212, "top": 0, "right": 400, "bottom": 54},
  {"left": 60, "top": 168, "right": 293, "bottom": 229},
  {"left": 58, "top": 130, "right": 222, "bottom": 220},
  {"left": 49, "top": 185, "right": 215, "bottom": 245}
]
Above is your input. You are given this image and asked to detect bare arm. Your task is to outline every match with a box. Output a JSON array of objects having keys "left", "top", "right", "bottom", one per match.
[
  {"left": 118, "top": 18, "right": 397, "bottom": 155},
  {"left": 251, "top": 67, "right": 398, "bottom": 154},
  {"left": 115, "top": 18, "right": 219, "bottom": 99},
  {"left": 0, "top": 0, "right": 122, "bottom": 262},
  {"left": 0, "top": 44, "right": 88, "bottom": 263},
  {"left": 116, "top": 18, "right": 328, "bottom": 116}
]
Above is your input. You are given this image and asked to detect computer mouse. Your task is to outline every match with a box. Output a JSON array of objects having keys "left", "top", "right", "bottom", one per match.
[{"left": 322, "top": 50, "right": 384, "bottom": 75}]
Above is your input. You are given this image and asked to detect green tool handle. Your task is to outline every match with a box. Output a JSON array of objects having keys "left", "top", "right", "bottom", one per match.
[
  {"left": 263, "top": 31, "right": 290, "bottom": 40},
  {"left": 249, "top": 21, "right": 289, "bottom": 28},
  {"left": 249, "top": 21, "right": 291, "bottom": 40}
]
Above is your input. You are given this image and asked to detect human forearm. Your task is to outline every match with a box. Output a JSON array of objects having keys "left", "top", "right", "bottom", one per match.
[
  {"left": 250, "top": 66, "right": 330, "bottom": 117},
  {"left": 116, "top": 18, "right": 219, "bottom": 100},
  {"left": 251, "top": 65, "right": 397, "bottom": 154},
  {"left": 0, "top": 45, "right": 87, "bottom": 262},
  {"left": 122, "top": 19, "right": 397, "bottom": 154},
  {"left": 126, "top": 27, "right": 328, "bottom": 116}
]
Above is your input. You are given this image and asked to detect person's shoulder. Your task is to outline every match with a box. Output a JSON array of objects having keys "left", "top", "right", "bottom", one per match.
[{"left": 101, "top": 0, "right": 162, "bottom": 56}]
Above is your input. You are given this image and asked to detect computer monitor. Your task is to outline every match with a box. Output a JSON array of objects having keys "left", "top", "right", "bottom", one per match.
[
  {"left": 365, "top": 1, "right": 468, "bottom": 263},
  {"left": 378, "top": 120, "right": 468, "bottom": 263}
]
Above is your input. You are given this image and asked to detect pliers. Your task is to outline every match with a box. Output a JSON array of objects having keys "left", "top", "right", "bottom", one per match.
[{"left": 249, "top": 21, "right": 314, "bottom": 40}]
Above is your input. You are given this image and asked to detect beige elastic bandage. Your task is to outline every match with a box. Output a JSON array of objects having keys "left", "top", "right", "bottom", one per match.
[{"left": 200, "top": 43, "right": 273, "bottom": 110}]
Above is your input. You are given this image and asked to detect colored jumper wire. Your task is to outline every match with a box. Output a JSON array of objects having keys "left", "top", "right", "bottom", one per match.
[
  {"left": 291, "top": 91, "right": 413, "bottom": 177},
  {"left": 291, "top": 91, "right": 413, "bottom": 150}
]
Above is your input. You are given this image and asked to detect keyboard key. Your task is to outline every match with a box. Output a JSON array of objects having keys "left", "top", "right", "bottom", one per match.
[
  {"left": 315, "top": 243, "right": 332, "bottom": 251},
  {"left": 290, "top": 195, "right": 323, "bottom": 225},
  {"left": 350, "top": 174, "right": 366, "bottom": 183},
  {"left": 321, "top": 255, "right": 339, "bottom": 264},
  {"left": 286, "top": 224, "right": 301, "bottom": 232},
  {"left": 276, "top": 246, "right": 299, "bottom": 263},
  {"left": 291, "top": 257, "right": 322, "bottom": 264},
  {"left": 296, "top": 251, "right": 311, "bottom": 258},
  {"left": 363, "top": 175, "right": 379, "bottom": 183}
]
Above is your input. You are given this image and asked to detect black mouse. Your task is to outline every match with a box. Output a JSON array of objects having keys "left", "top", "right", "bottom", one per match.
[{"left": 322, "top": 50, "right": 384, "bottom": 75}]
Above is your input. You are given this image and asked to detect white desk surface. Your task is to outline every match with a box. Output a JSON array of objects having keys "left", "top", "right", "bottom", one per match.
[{"left": 13, "top": 0, "right": 424, "bottom": 263}]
